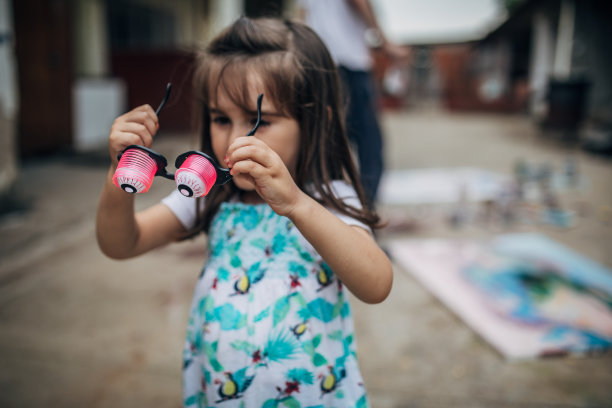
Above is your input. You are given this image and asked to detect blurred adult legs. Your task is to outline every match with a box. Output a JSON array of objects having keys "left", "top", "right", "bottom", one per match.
[{"left": 339, "top": 66, "right": 384, "bottom": 208}]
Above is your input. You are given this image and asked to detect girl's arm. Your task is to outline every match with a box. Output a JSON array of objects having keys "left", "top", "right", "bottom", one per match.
[
  {"left": 287, "top": 193, "right": 393, "bottom": 304},
  {"left": 96, "top": 169, "right": 186, "bottom": 259},
  {"left": 96, "top": 105, "right": 186, "bottom": 259},
  {"left": 227, "top": 136, "right": 393, "bottom": 304}
]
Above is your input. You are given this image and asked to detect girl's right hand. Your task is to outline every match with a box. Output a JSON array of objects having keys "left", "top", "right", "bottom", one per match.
[{"left": 108, "top": 104, "right": 159, "bottom": 165}]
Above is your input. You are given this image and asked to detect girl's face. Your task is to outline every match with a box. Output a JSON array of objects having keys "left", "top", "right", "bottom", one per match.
[{"left": 209, "top": 77, "right": 301, "bottom": 193}]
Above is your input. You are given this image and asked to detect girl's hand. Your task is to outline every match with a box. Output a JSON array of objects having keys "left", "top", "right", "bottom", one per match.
[
  {"left": 226, "top": 136, "right": 305, "bottom": 216},
  {"left": 108, "top": 104, "right": 159, "bottom": 165}
]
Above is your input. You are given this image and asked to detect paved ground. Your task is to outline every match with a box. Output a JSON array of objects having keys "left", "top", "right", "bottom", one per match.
[{"left": 1, "top": 109, "right": 611, "bottom": 407}]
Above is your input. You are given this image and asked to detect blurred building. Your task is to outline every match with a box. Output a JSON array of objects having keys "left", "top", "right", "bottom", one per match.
[
  {"left": 5, "top": 0, "right": 289, "bottom": 156},
  {"left": 388, "top": 0, "right": 611, "bottom": 149},
  {"left": 473, "top": 0, "right": 612, "bottom": 136},
  {"left": 0, "top": 0, "right": 292, "bottom": 199},
  {"left": 3, "top": 0, "right": 610, "bottom": 201}
]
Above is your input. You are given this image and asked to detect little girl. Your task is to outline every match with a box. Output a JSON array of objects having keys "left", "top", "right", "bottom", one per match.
[{"left": 96, "top": 17, "right": 392, "bottom": 407}]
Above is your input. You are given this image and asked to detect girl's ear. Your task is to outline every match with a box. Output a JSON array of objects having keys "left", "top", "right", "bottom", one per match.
[{"left": 327, "top": 106, "right": 333, "bottom": 123}]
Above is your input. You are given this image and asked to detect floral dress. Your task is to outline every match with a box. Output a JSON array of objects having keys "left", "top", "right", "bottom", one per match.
[{"left": 179, "top": 200, "right": 369, "bottom": 408}]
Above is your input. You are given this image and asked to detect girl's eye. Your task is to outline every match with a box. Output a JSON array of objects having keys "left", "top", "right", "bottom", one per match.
[
  {"left": 212, "top": 116, "right": 230, "bottom": 125},
  {"left": 250, "top": 118, "right": 270, "bottom": 127}
]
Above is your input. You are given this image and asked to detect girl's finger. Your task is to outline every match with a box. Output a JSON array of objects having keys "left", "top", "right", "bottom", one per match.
[
  {"left": 110, "top": 132, "right": 144, "bottom": 162},
  {"left": 228, "top": 144, "right": 274, "bottom": 169},
  {"left": 120, "top": 122, "right": 154, "bottom": 147},
  {"left": 229, "top": 159, "right": 268, "bottom": 179},
  {"left": 226, "top": 136, "right": 266, "bottom": 156},
  {"left": 110, "top": 132, "right": 146, "bottom": 154},
  {"left": 121, "top": 105, "right": 158, "bottom": 130},
  {"left": 141, "top": 116, "right": 158, "bottom": 138}
]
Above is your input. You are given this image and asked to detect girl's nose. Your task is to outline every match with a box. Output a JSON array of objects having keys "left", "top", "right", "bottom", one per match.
[{"left": 229, "top": 122, "right": 251, "bottom": 141}]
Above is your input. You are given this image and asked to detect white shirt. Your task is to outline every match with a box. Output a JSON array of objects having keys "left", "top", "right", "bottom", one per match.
[{"left": 299, "top": 0, "right": 372, "bottom": 71}]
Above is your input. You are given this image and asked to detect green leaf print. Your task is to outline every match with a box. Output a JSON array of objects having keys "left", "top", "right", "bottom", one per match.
[
  {"left": 340, "top": 300, "right": 351, "bottom": 318},
  {"left": 292, "top": 292, "right": 308, "bottom": 308},
  {"left": 230, "top": 340, "right": 257, "bottom": 354},
  {"left": 282, "top": 397, "right": 300, "bottom": 408},
  {"left": 214, "top": 303, "right": 247, "bottom": 330},
  {"left": 297, "top": 308, "right": 311, "bottom": 322},
  {"left": 203, "top": 341, "right": 224, "bottom": 372},
  {"left": 356, "top": 394, "right": 368, "bottom": 408},
  {"left": 312, "top": 352, "right": 328, "bottom": 367},
  {"left": 328, "top": 330, "right": 343, "bottom": 341},
  {"left": 212, "top": 238, "right": 224, "bottom": 257},
  {"left": 253, "top": 306, "right": 270, "bottom": 322},
  {"left": 287, "top": 368, "right": 314, "bottom": 385},
  {"left": 272, "top": 233, "right": 287, "bottom": 254},
  {"left": 332, "top": 295, "right": 345, "bottom": 319},
  {"left": 247, "top": 261, "right": 266, "bottom": 285},
  {"left": 265, "top": 330, "right": 300, "bottom": 363},
  {"left": 250, "top": 237, "right": 268, "bottom": 249},
  {"left": 247, "top": 261, "right": 262, "bottom": 274},
  {"left": 233, "top": 240, "right": 243, "bottom": 251},
  {"left": 229, "top": 241, "right": 243, "bottom": 267},
  {"left": 291, "top": 239, "right": 314, "bottom": 262},
  {"left": 236, "top": 206, "right": 261, "bottom": 229},
  {"left": 302, "top": 341, "right": 314, "bottom": 357},
  {"left": 199, "top": 296, "right": 214, "bottom": 318},
  {"left": 217, "top": 267, "right": 230, "bottom": 282},
  {"left": 233, "top": 366, "right": 252, "bottom": 391},
  {"left": 204, "top": 369, "right": 211, "bottom": 384},
  {"left": 305, "top": 298, "right": 337, "bottom": 322},
  {"left": 344, "top": 334, "right": 354, "bottom": 347},
  {"left": 184, "top": 395, "right": 198, "bottom": 406},
  {"left": 302, "top": 334, "right": 327, "bottom": 366},
  {"left": 230, "top": 254, "right": 242, "bottom": 268},
  {"left": 288, "top": 261, "right": 308, "bottom": 278},
  {"left": 189, "top": 328, "right": 203, "bottom": 352},
  {"left": 273, "top": 295, "right": 292, "bottom": 327},
  {"left": 262, "top": 400, "right": 278, "bottom": 408}
]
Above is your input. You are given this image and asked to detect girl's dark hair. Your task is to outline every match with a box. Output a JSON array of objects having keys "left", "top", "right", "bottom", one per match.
[{"left": 188, "top": 16, "right": 380, "bottom": 235}]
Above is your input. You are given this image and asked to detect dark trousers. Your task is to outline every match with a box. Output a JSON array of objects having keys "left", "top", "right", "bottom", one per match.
[{"left": 338, "top": 66, "right": 384, "bottom": 207}]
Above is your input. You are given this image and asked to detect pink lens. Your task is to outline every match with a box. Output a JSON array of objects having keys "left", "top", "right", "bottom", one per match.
[
  {"left": 112, "top": 149, "right": 158, "bottom": 194},
  {"left": 175, "top": 154, "right": 217, "bottom": 197}
]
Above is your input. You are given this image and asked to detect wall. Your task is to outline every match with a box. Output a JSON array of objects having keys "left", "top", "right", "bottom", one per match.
[
  {"left": 571, "top": 0, "right": 612, "bottom": 123},
  {"left": 0, "top": 0, "right": 17, "bottom": 196}
]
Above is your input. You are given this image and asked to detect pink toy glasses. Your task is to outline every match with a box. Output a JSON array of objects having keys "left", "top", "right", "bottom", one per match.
[
  {"left": 112, "top": 145, "right": 233, "bottom": 197},
  {"left": 112, "top": 84, "right": 263, "bottom": 197}
]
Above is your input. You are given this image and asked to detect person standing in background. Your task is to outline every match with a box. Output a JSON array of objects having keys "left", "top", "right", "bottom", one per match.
[{"left": 298, "top": 0, "right": 408, "bottom": 208}]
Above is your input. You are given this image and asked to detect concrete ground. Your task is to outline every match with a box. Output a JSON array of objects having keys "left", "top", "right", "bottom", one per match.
[{"left": 1, "top": 109, "right": 611, "bottom": 407}]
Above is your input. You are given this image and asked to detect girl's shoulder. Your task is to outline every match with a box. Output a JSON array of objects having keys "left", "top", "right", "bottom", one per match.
[
  {"left": 311, "top": 180, "right": 370, "bottom": 231},
  {"left": 327, "top": 180, "right": 360, "bottom": 201},
  {"left": 310, "top": 179, "right": 362, "bottom": 209},
  {"left": 161, "top": 189, "right": 205, "bottom": 230}
]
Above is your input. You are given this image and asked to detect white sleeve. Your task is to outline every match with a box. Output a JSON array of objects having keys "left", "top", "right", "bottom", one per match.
[
  {"left": 161, "top": 190, "right": 204, "bottom": 230},
  {"left": 325, "top": 181, "right": 371, "bottom": 233}
]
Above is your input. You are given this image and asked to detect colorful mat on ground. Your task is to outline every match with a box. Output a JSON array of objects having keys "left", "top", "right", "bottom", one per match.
[{"left": 389, "top": 234, "right": 612, "bottom": 359}]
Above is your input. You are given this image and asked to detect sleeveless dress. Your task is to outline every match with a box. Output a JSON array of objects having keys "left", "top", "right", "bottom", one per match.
[{"left": 169, "top": 194, "right": 369, "bottom": 407}]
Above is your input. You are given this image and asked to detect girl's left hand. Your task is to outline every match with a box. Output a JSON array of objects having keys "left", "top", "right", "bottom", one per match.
[{"left": 226, "top": 136, "right": 305, "bottom": 216}]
